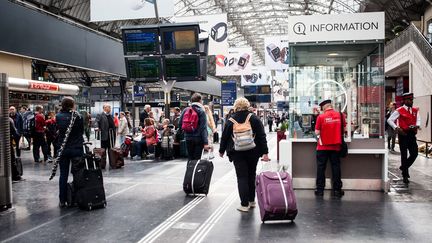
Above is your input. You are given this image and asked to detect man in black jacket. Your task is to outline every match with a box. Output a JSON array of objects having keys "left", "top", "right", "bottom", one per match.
[
  {"left": 139, "top": 105, "right": 151, "bottom": 128},
  {"left": 9, "top": 106, "right": 23, "bottom": 158},
  {"left": 178, "top": 93, "right": 210, "bottom": 160},
  {"left": 95, "top": 104, "right": 116, "bottom": 166}
]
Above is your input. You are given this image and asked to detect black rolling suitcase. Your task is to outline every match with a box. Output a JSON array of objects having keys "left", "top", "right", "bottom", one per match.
[
  {"left": 74, "top": 146, "right": 107, "bottom": 211},
  {"left": 183, "top": 151, "right": 214, "bottom": 196}
]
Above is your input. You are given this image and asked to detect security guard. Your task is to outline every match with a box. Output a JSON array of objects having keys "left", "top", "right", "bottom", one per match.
[
  {"left": 387, "top": 93, "right": 421, "bottom": 184},
  {"left": 314, "top": 99, "right": 345, "bottom": 197}
]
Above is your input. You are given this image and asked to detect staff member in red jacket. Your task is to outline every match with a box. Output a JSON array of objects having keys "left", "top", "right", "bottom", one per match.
[
  {"left": 314, "top": 99, "right": 345, "bottom": 197},
  {"left": 33, "top": 105, "right": 49, "bottom": 163},
  {"left": 387, "top": 93, "right": 421, "bottom": 184}
]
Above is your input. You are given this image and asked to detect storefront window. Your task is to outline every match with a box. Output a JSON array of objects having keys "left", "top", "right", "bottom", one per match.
[{"left": 288, "top": 42, "right": 384, "bottom": 139}]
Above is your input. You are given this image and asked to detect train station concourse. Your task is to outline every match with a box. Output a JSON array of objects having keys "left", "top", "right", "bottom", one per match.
[{"left": 1, "top": 0, "right": 432, "bottom": 242}]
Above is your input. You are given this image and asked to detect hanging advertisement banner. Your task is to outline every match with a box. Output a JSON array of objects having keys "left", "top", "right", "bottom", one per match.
[
  {"left": 221, "top": 80, "right": 237, "bottom": 106},
  {"left": 174, "top": 14, "right": 228, "bottom": 55},
  {"left": 90, "top": 0, "right": 174, "bottom": 22},
  {"left": 216, "top": 48, "right": 253, "bottom": 76},
  {"left": 241, "top": 66, "right": 269, "bottom": 86},
  {"left": 264, "top": 36, "right": 289, "bottom": 70},
  {"left": 288, "top": 12, "right": 385, "bottom": 42}
]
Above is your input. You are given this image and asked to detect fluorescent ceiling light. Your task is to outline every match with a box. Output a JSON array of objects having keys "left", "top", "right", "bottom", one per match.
[{"left": 328, "top": 53, "right": 339, "bottom": 56}]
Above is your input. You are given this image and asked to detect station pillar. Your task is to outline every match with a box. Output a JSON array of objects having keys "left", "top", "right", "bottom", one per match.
[{"left": 0, "top": 73, "right": 13, "bottom": 212}]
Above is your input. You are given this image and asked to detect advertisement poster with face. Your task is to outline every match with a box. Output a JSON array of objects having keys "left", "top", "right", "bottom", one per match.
[
  {"left": 264, "top": 36, "right": 290, "bottom": 70},
  {"left": 241, "top": 66, "right": 268, "bottom": 86},
  {"left": 216, "top": 48, "right": 253, "bottom": 76},
  {"left": 90, "top": 0, "right": 174, "bottom": 22},
  {"left": 174, "top": 14, "right": 228, "bottom": 55}
]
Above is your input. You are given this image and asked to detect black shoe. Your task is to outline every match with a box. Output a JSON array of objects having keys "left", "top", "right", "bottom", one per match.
[
  {"left": 314, "top": 190, "right": 324, "bottom": 196},
  {"left": 333, "top": 190, "right": 345, "bottom": 198},
  {"left": 12, "top": 176, "right": 22, "bottom": 181},
  {"left": 59, "top": 202, "right": 67, "bottom": 208},
  {"left": 403, "top": 177, "right": 410, "bottom": 184}
]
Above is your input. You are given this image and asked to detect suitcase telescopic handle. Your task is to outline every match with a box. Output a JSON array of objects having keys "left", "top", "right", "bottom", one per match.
[{"left": 200, "top": 149, "right": 211, "bottom": 161}]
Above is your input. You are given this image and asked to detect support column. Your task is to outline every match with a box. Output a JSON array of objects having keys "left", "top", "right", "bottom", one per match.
[
  {"left": 0, "top": 73, "right": 12, "bottom": 211},
  {"left": 159, "top": 80, "right": 176, "bottom": 120}
]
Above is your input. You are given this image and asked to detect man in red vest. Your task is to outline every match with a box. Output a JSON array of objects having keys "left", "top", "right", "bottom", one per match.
[
  {"left": 314, "top": 99, "right": 345, "bottom": 197},
  {"left": 387, "top": 93, "right": 421, "bottom": 184}
]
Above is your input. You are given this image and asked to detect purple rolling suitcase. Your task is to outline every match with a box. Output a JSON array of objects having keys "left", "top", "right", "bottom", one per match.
[{"left": 256, "top": 171, "right": 298, "bottom": 223}]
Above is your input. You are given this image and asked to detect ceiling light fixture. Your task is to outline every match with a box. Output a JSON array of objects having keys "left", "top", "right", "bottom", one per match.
[{"left": 328, "top": 53, "right": 339, "bottom": 56}]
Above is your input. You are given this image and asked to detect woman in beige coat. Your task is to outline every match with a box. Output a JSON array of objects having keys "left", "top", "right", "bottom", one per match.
[{"left": 118, "top": 112, "right": 130, "bottom": 145}]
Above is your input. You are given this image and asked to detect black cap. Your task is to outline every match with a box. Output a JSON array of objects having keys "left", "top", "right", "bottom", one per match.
[
  {"left": 402, "top": 93, "right": 413, "bottom": 99},
  {"left": 319, "top": 99, "right": 332, "bottom": 107}
]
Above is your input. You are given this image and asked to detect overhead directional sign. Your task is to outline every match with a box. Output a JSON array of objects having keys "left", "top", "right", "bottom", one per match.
[
  {"left": 221, "top": 80, "right": 237, "bottom": 106},
  {"left": 134, "top": 85, "right": 145, "bottom": 97}
]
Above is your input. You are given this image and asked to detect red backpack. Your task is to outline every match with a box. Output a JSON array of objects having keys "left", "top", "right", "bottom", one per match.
[{"left": 182, "top": 107, "right": 199, "bottom": 133}]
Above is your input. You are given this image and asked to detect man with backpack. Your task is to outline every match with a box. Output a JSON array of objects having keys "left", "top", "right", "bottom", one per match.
[
  {"left": 178, "top": 93, "right": 210, "bottom": 160},
  {"left": 21, "top": 106, "right": 34, "bottom": 149},
  {"left": 32, "top": 105, "right": 49, "bottom": 163}
]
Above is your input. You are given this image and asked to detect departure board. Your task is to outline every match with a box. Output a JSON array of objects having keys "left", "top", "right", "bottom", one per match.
[
  {"left": 164, "top": 56, "right": 200, "bottom": 81},
  {"left": 161, "top": 26, "right": 199, "bottom": 54},
  {"left": 123, "top": 29, "right": 159, "bottom": 55},
  {"left": 126, "top": 57, "right": 161, "bottom": 82}
]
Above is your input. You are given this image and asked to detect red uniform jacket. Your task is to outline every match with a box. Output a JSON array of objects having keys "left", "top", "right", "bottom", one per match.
[
  {"left": 397, "top": 107, "right": 418, "bottom": 131},
  {"left": 315, "top": 108, "right": 345, "bottom": 151}
]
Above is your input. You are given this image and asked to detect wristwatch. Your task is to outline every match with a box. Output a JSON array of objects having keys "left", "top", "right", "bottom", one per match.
[
  {"left": 216, "top": 55, "right": 228, "bottom": 67},
  {"left": 237, "top": 53, "right": 250, "bottom": 70},
  {"left": 266, "top": 43, "right": 281, "bottom": 62},
  {"left": 280, "top": 47, "right": 289, "bottom": 64},
  {"left": 210, "top": 22, "right": 228, "bottom": 42}
]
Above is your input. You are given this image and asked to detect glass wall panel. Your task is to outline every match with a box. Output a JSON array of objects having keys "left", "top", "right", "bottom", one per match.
[{"left": 288, "top": 42, "right": 384, "bottom": 139}]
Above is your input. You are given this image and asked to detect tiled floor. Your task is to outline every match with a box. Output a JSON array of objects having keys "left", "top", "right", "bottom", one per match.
[{"left": 1, "top": 134, "right": 431, "bottom": 242}]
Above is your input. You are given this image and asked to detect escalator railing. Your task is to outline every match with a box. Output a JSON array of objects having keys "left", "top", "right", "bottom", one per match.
[{"left": 385, "top": 24, "right": 432, "bottom": 67}]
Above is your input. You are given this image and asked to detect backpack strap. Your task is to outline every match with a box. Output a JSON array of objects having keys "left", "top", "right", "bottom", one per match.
[
  {"left": 228, "top": 117, "right": 239, "bottom": 125},
  {"left": 245, "top": 113, "right": 253, "bottom": 123}
]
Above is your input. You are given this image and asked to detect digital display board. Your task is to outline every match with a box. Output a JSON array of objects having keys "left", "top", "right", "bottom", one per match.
[
  {"left": 164, "top": 55, "right": 201, "bottom": 81},
  {"left": 245, "top": 94, "right": 271, "bottom": 103},
  {"left": 244, "top": 85, "right": 271, "bottom": 95},
  {"left": 126, "top": 57, "right": 162, "bottom": 82},
  {"left": 122, "top": 28, "right": 159, "bottom": 55},
  {"left": 160, "top": 25, "right": 199, "bottom": 54}
]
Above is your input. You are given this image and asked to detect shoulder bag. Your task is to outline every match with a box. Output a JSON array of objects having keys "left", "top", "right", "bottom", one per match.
[
  {"left": 49, "top": 111, "right": 79, "bottom": 180},
  {"left": 339, "top": 112, "right": 348, "bottom": 158}
]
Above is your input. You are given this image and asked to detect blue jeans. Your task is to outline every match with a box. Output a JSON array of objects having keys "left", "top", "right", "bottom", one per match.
[
  {"left": 59, "top": 148, "right": 83, "bottom": 203},
  {"left": 135, "top": 139, "right": 148, "bottom": 158}
]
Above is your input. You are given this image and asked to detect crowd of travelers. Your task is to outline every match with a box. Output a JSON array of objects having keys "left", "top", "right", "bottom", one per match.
[{"left": 6, "top": 92, "right": 421, "bottom": 215}]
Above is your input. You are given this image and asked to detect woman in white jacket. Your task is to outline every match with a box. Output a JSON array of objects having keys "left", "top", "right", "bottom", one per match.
[{"left": 118, "top": 112, "right": 130, "bottom": 145}]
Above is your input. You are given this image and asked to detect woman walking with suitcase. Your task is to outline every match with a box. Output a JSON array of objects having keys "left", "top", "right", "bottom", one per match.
[{"left": 219, "top": 97, "right": 269, "bottom": 212}]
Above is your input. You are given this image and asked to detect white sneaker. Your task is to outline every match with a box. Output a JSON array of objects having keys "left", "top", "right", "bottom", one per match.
[
  {"left": 237, "top": 205, "right": 250, "bottom": 212},
  {"left": 249, "top": 202, "right": 256, "bottom": 208}
]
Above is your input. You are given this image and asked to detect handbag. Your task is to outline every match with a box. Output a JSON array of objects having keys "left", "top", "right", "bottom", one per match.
[
  {"left": 339, "top": 112, "right": 348, "bottom": 158},
  {"left": 49, "top": 111, "right": 79, "bottom": 180}
]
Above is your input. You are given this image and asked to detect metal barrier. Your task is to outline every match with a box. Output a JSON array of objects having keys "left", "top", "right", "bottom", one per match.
[
  {"left": 385, "top": 24, "right": 432, "bottom": 67},
  {"left": 0, "top": 73, "right": 12, "bottom": 211}
]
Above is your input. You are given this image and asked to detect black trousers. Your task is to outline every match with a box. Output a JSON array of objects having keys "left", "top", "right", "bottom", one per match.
[
  {"left": 232, "top": 152, "right": 259, "bottom": 206},
  {"left": 186, "top": 137, "right": 204, "bottom": 161},
  {"left": 268, "top": 122, "right": 273, "bottom": 132},
  {"left": 33, "top": 133, "right": 49, "bottom": 162},
  {"left": 398, "top": 132, "right": 418, "bottom": 177},
  {"left": 46, "top": 137, "right": 58, "bottom": 158},
  {"left": 13, "top": 136, "right": 21, "bottom": 157},
  {"left": 316, "top": 150, "right": 342, "bottom": 191}
]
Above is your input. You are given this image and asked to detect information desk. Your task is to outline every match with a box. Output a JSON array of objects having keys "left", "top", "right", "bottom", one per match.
[{"left": 279, "top": 138, "right": 389, "bottom": 192}]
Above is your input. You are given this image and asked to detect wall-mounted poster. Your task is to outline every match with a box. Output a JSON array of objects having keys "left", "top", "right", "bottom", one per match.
[
  {"left": 216, "top": 48, "right": 253, "bottom": 76},
  {"left": 91, "top": 0, "right": 174, "bottom": 22},
  {"left": 264, "top": 36, "right": 289, "bottom": 70},
  {"left": 241, "top": 66, "right": 268, "bottom": 86},
  {"left": 174, "top": 14, "right": 228, "bottom": 55}
]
